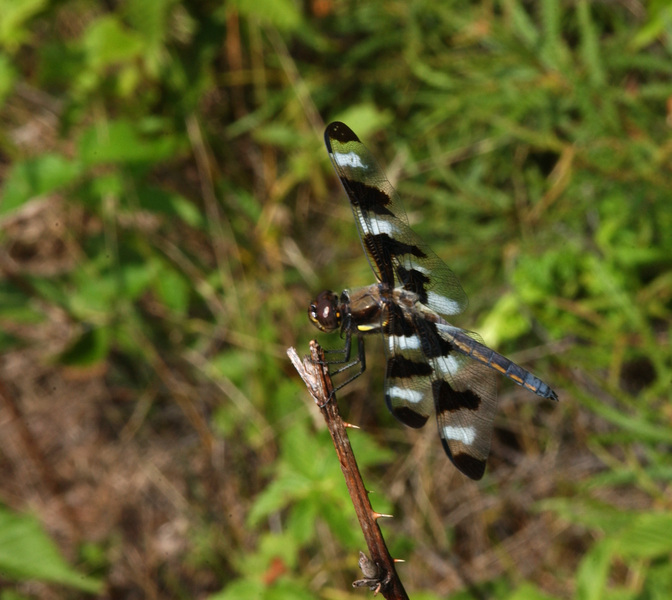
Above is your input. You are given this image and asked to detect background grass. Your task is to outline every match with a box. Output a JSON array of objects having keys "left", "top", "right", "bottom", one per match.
[{"left": 1, "top": 0, "right": 671, "bottom": 598}]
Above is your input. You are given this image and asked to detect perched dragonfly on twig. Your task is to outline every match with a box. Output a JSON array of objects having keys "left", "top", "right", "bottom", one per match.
[{"left": 308, "top": 122, "right": 558, "bottom": 480}]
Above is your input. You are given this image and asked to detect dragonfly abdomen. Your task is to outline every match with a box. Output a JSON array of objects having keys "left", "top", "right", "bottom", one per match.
[{"left": 444, "top": 329, "right": 558, "bottom": 401}]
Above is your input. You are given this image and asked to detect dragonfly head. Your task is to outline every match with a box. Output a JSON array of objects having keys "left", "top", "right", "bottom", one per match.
[{"left": 308, "top": 290, "right": 342, "bottom": 333}]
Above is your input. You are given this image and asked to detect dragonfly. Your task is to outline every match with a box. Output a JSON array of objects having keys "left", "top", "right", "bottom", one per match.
[{"left": 308, "top": 121, "right": 558, "bottom": 480}]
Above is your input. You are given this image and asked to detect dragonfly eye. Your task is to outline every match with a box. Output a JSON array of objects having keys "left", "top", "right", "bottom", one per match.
[{"left": 308, "top": 290, "right": 341, "bottom": 332}]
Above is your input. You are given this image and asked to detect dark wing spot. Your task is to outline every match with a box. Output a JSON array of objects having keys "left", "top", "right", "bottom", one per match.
[
  {"left": 364, "top": 233, "right": 427, "bottom": 286},
  {"left": 383, "top": 302, "right": 416, "bottom": 337},
  {"left": 433, "top": 380, "right": 481, "bottom": 412},
  {"left": 387, "top": 355, "right": 433, "bottom": 379},
  {"left": 325, "top": 121, "right": 360, "bottom": 145},
  {"left": 374, "top": 234, "right": 427, "bottom": 259},
  {"left": 397, "top": 265, "right": 430, "bottom": 303},
  {"left": 442, "top": 445, "right": 486, "bottom": 480},
  {"left": 388, "top": 404, "right": 429, "bottom": 429},
  {"left": 413, "top": 318, "right": 454, "bottom": 358},
  {"left": 345, "top": 181, "right": 394, "bottom": 216}
]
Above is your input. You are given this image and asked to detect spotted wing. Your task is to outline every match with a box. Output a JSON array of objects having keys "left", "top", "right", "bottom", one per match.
[
  {"left": 324, "top": 121, "right": 467, "bottom": 320},
  {"left": 382, "top": 302, "right": 436, "bottom": 432},
  {"left": 429, "top": 323, "right": 498, "bottom": 480},
  {"left": 382, "top": 304, "right": 498, "bottom": 480}
]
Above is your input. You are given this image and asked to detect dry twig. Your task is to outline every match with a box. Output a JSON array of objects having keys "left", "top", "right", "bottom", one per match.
[{"left": 287, "top": 341, "right": 409, "bottom": 599}]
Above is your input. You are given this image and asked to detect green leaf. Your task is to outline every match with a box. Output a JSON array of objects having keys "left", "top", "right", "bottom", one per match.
[
  {"left": 0, "top": 506, "right": 102, "bottom": 592},
  {"left": 134, "top": 184, "right": 205, "bottom": 228},
  {"left": 67, "top": 256, "right": 157, "bottom": 319},
  {"left": 209, "top": 349, "right": 258, "bottom": 388},
  {"left": 614, "top": 513, "right": 672, "bottom": 558},
  {"left": 154, "top": 262, "right": 190, "bottom": 314},
  {"left": 507, "top": 582, "right": 557, "bottom": 600},
  {"left": 0, "top": 281, "right": 45, "bottom": 324},
  {"left": 0, "top": 329, "right": 20, "bottom": 352},
  {"left": 539, "top": 0, "right": 567, "bottom": 70},
  {"left": 227, "top": 0, "right": 302, "bottom": 33},
  {"left": 124, "top": 0, "right": 172, "bottom": 47},
  {"left": 577, "top": 0, "right": 605, "bottom": 86},
  {"left": 329, "top": 104, "right": 394, "bottom": 141},
  {"left": 120, "top": 261, "right": 158, "bottom": 301},
  {"left": 78, "top": 120, "right": 181, "bottom": 167},
  {"left": 209, "top": 575, "right": 317, "bottom": 600},
  {"left": 252, "top": 124, "right": 301, "bottom": 148},
  {"left": 0, "top": 0, "right": 47, "bottom": 51},
  {"left": 265, "top": 580, "right": 315, "bottom": 600},
  {"left": 1, "top": 154, "right": 81, "bottom": 216},
  {"left": 246, "top": 469, "right": 313, "bottom": 528},
  {"left": 504, "top": 0, "right": 540, "bottom": 47},
  {"left": 57, "top": 326, "right": 110, "bottom": 367},
  {"left": 580, "top": 392, "right": 672, "bottom": 445},
  {"left": 479, "top": 292, "right": 532, "bottom": 346},
  {"left": 631, "top": 4, "right": 672, "bottom": 50},
  {"left": 69, "top": 274, "right": 118, "bottom": 318},
  {"left": 539, "top": 498, "right": 634, "bottom": 534},
  {"left": 81, "top": 15, "right": 144, "bottom": 71},
  {"left": 0, "top": 52, "right": 17, "bottom": 107},
  {"left": 576, "top": 539, "right": 613, "bottom": 600}
]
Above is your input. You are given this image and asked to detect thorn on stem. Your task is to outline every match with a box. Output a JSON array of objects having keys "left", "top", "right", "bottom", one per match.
[{"left": 372, "top": 511, "right": 394, "bottom": 520}]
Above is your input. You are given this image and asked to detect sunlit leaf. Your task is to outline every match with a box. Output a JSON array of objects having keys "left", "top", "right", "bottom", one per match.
[
  {"left": 227, "top": 0, "right": 302, "bottom": 32},
  {"left": 0, "top": 506, "right": 102, "bottom": 592},
  {"left": 615, "top": 513, "right": 672, "bottom": 558},
  {"left": 78, "top": 120, "right": 181, "bottom": 166},
  {"left": 576, "top": 540, "right": 612, "bottom": 600},
  {"left": 81, "top": 15, "right": 144, "bottom": 70},
  {"left": 1, "top": 155, "right": 81, "bottom": 216},
  {"left": 0, "top": 0, "right": 47, "bottom": 51}
]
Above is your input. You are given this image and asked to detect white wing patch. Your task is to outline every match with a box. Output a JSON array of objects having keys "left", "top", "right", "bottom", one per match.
[
  {"left": 408, "top": 264, "right": 431, "bottom": 275},
  {"left": 442, "top": 425, "right": 476, "bottom": 445},
  {"left": 332, "top": 151, "right": 366, "bottom": 169},
  {"left": 387, "top": 334, "right": 422, "bottom": 352},
  {"left": 434, "top": 353, "right": 463, "bottom": 377},
  {"left": 387, "top": 386, "right": 425, "bottom": 404},
  {"left": 427, "top": 291, "right": 462, "bottom": 315},
  {"left": 373, "top": 219, "right": 401, "bottom": 237}
]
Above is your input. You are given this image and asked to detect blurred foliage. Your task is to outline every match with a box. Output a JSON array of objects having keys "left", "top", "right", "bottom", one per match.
[
  {"left": 0, "top": 0, "right": 671, "bottom": 598},
  {"left": 0, "top": 506, "right": 102, "bottom": 593}
]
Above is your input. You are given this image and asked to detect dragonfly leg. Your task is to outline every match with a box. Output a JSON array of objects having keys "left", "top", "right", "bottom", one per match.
[{"left": 315, "top": 334, "right": 366, "bottom": 407}]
